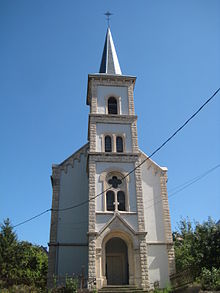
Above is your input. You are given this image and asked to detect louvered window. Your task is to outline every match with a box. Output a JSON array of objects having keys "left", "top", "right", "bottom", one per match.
[
  {"left": 116, "top": 136, "right": 123, "bottom": 152},
  {"left": 108, "top": 97, "right": 117, "bottom": 114},
  {"left": 105, "top": 136, "right": 112, "bottom": 152},
  {"left": 106, "top": 191, "right": 114, "bottom": 211},
  {"left": 117, "top": 191, "right": 126, "bottom": 211}
]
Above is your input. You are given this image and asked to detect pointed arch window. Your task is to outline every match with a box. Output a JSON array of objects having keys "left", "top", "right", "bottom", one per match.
[
  {"left": 116, "top": 136, "right": 123, "bottom": 152},
  {"left": 108, "top": 97, "right": 118, "bottom": 114},
  {"left": 106, "top": 191, "right": 114, "bottom": 211},
  {"left": 104, "top": 172, "right": 129, "bottom": 212},
  {"left": 105, "top": 135, "right": 112, "bottom": 152},
  {"left": 117, "top": 191, "right": 125, "bottom": 211}
]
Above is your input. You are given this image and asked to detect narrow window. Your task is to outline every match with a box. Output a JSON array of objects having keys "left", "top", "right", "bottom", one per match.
[
  {"left": 116, "top": 136, "right": 123, "bottom": 152},
  {"left": 117, "top": 191, "right": 125, "bottom": 211},
  {"left": 105, "top": 136, "right": 112, "bottom": 152},
  {"left": 106, "top": 191, "right": 115, "bottom": 211},
  {"left": 108, "top": 97, "right": 117, "bottom": 114}
]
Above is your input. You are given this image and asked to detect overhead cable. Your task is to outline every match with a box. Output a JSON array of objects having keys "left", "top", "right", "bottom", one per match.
[{"left": 12, "top": 87, "right": 220, "bottom": 228}]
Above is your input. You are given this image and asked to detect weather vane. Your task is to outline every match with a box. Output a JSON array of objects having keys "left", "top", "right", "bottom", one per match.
[{"left": 104, "top": 11, "right": 113, "bottom": 27}]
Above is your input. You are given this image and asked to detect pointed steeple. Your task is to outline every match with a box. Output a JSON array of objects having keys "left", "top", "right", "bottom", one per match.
[{"left": 99, "top": 27, "right": 122, "bottom": 75}]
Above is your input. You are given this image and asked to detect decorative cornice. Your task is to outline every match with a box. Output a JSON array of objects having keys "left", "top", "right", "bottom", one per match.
[
  {"left": 89, "top": 114, "right": 137, "bottom": 124},
  {"left": 88, "top": 152, "right": 139, "bottom": 162},
  {"left": 147, "top": 241, "right": 174, "bottom": 245},
  {"left": 139, "top": 149, "right": 168, "bottom": 174},
  {"left": 87, "top": 231, "right": 98, "bottom": 236},
  {"left": 96, "top": 211, "right": 137, "bottom": 215},
  {"left": 54, "top": 143, "right": 89, "bottom": 174},
  {"left": 89, "top": 74, "right": 136, "bottom": 83}
]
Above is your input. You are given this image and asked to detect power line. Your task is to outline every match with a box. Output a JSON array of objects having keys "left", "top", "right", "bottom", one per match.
[
  {"left": 13, "top": 209, "right": 51, "bottom": 228},
  {"left": 55, "top": 87, "right": 220, "bottom": 212},
  {"left": 12, "top": 87, "right": 220, "bottom": 228},
  {"left": 145, "top": 163, "right": 220, "bottom": 210},
  {"left": 121, "top": 87, "right": 220, "bottom": 181},
  {"left": 168, "top": 164, "right": 220, "bottom": 195},
  {"left": 13, "top": 163, "right": 220, "bottom": 229},
  {"left": 144, "top": 163, "right": 220, "bottom": 204}
]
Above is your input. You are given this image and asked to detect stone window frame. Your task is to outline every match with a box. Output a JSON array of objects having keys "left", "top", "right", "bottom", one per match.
[
  {"left": 104, "top": 135, "right": 112, "bottom": 152},
  {"left": 99, "top": 169, "right": 130, "bottom": 213},
  {"left": 101, "top": 133, "right": 126, "bottom": 153},
  {"left": 101, "top": 133, "right": 114, "bottom": 152},
  {"left": 116, "top": 135, "right": 124, "bottom": 153},
  {"left": 105, "top": 95, "right": 121, "bottom": 115}
]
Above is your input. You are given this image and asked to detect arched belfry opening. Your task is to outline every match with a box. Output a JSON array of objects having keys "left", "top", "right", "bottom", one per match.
[
  {"left": 108, "top": 97, "right": 118, "bottom": 114},
  {"left": 106, "top": 237, "right": 129, "bottom": 285}
]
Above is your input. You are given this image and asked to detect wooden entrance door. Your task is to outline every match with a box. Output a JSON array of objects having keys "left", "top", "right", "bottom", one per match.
[
  {"left": 105, "top": 237, "right": 129, "bottom": 285},
  {"left": 106, "top": 254, "right": 124, "bottom": 285}
]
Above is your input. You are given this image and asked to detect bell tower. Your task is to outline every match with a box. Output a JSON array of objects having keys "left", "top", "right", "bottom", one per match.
[
  {"left": 86, "top": 27, "right": 149, "bottom": 289},
  {"left": 48, "top": 24, "right": 175, "bottom": 291}
]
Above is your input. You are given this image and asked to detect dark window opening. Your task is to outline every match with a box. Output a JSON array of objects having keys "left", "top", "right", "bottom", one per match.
[
  {"left": 107, "top": 191, "right": 115, "bottom": 211},
  {"left": 105, "top": 136, "right": 112, "bottom": 152},
  {"left": 108, "top": 97, "right": 118, "bottom": 114},
  {"left": 116, "top": 136, "right": 123, "bottom": 152},
  {"left": 117, "top": 191, "right": 126, "bottom": 211}
]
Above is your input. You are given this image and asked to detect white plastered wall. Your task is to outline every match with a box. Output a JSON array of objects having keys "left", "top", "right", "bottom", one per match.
[
  {"left": 141, "top": 162, "right": 165, "bottom": 242},
  {"left": 56, "top": 153, "right": 89, "bottom": 277},
  {"left": 97, "top": 86, "right": 129, "bottom": 114},
  {"left": 57, "top": 246, "right": 88, "bottom": 279},
  {"left": 57, "top": 154, "right": 88, "bottom": 243},
  {"left": 141, "top": 157, "right": 169, "bottom": 289},
  {"left": 96, "top": 123, "right": 132, "bottom": 152},
  {"left": 148, "top": 245, "right": 169, "bottom": 288}
]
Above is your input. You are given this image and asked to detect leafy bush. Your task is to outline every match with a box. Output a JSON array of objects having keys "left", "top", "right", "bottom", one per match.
[
  {"left": 65, "top": 275, "right": 78, "bottom": 293},
  {"left": 152, "top": 281, "right": 172, "bottom": 293},
  {"left": 198, "top": 267, "right": 220, "bottom": 290},
  {"left": 0, "top": 218, "right": 48, "bottom": 290},
  {"left": 173, "top": 218, "right": 220, "bottom": 290},
  {"left": 173, "top": 217, "right": 220, "bottom": 276},
  {"left": 0, "top": 284, "right": 46, "bottom": 292}
]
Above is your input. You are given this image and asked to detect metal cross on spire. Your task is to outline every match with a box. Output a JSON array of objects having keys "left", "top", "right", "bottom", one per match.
[{"left": 104, "top": 11, "right": 113, "bottom": 27}]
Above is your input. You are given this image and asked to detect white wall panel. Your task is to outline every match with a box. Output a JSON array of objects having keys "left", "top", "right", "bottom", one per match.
[
  {"left": 96, "top": 123, "right": 132, "bottom": 152},
  {"left": 57, "top": 154, "right": 88, "bottom": 243},
  {"left": 97, "top": 86, "right": 129, "bottom": 114},
  {"left": 141, "top": 162, "right": 166, "bottom": 242},
  {"left": 58, "top": 246, "right": 88, "bottom": 277},
  {"left": 148, "top": 245, "right": 169, "bottom": 289}
]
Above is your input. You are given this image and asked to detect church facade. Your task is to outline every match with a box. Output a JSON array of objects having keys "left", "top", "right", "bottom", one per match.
[{"left": 48, "top": 28, "right": 175, "bottom": 291}]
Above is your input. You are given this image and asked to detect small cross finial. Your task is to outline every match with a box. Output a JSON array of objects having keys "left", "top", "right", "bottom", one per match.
[{"left": 104, "top": 11, "right": 113, "bottom": 27}]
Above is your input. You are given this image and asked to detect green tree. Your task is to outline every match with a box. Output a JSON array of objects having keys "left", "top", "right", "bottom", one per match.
[
  {"left": 193, "top": 218, "right": 220, "bottom": 271},
  {"left": 0, "top": 218, "right": 48, "bottom": 290},
  {"left": 0, "top": 218, "right": 19, "bottom": 286},
  {"left": 173, "top": 218, "right": 195, "bottom": 271},
  {"left": 173, "top": 217, "right": 220, "bottom": 276}
]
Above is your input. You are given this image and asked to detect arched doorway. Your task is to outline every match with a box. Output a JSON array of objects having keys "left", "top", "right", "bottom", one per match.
[{"left": 106, "top": 237, "right": 129, "bottom": 285}]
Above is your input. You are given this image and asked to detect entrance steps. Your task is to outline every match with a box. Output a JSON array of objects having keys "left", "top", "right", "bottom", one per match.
[{"left": 98, "top": 285, "right": 148, "bottom": 293}]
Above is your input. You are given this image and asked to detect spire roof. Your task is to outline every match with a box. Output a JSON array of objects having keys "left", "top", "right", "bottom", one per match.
[{"left": 99, "top": 27, "right": 122, "bottom": 75}]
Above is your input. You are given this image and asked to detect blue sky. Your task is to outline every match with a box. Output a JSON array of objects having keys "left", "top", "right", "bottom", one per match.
[{"left": 0, "top": 0, "right": 219, "bottom": 247}]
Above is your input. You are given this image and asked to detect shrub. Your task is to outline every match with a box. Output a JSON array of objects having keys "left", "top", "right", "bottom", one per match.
[{"left": 199, "top": 267, "right": 220, "bottom": 290}]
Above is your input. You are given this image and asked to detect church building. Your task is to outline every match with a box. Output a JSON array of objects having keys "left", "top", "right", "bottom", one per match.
[{"left": 48, "top": 27, "right": 175, "bottom": 291}]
